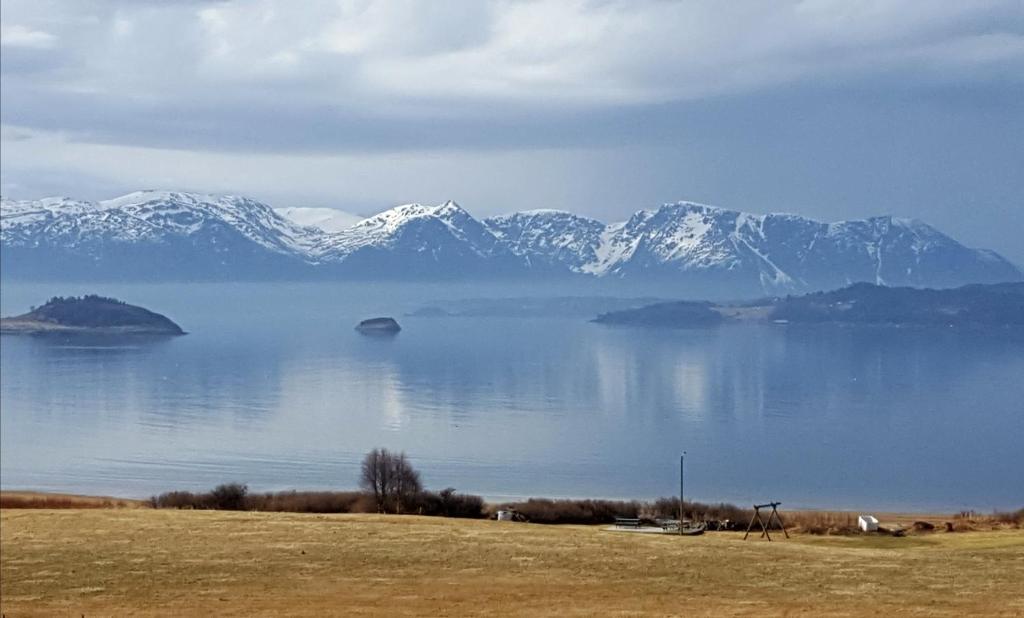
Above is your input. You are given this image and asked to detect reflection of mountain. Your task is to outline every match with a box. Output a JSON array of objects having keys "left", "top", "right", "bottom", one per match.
[
  {"left": 3, "top": 282, "right": 1022, "bottom": 507},
  {"left": 339, "top": 318, "right": 1024, "bottom": 433}
]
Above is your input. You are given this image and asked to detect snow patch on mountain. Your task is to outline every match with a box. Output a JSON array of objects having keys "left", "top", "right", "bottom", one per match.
[{"left": 274, "top": 207, "right": 363, "bottom": 233}]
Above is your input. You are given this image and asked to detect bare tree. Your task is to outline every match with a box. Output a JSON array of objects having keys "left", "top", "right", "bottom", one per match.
[
  {"left": 391, "top": 452, "right": 422, "bottom": 514},
  {"left": 360, "top": 448, "right": 391, "bottom": 512},
  {"left": 360, "top": 448, "right": 422, "bottom": 514}
]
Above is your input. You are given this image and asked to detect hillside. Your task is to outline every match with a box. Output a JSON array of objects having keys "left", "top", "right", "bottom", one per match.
[
  {"left": 0, "top": 295, "right": 185, "bottom": 335},
  {"left": 594, "top": 282, "right": 1024, "bottom": 328}
]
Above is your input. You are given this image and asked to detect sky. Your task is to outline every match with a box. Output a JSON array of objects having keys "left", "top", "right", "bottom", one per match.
[{"left": 1, "top": 0, "right": 1022, "bottom": 263}]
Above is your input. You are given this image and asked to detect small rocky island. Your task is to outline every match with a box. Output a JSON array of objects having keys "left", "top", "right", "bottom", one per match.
[
  {"left": 355, "top": 317, "right": 402, "bottom": 334},
  {"left": 0, "top": 295, "right": 186, "bottom": 336}
]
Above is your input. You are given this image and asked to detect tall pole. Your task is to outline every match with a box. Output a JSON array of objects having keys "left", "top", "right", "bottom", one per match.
[{"left": 679, "top": 451, "right": 686, "bottom": 535}]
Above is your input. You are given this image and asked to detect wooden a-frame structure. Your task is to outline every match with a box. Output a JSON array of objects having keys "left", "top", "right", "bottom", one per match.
[{"left": 743, "top": 501, "right": 789, "bottom": 541}]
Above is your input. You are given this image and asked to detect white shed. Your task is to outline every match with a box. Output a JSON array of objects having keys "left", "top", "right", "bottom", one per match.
[
  {"left": 496, "top": 510, "right": 515, "bottom": 521},
  {"left": 858, "top": 515, "right": 879, "bottom": 532}
]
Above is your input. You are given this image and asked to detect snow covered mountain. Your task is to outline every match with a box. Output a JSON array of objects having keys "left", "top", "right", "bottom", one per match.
[
  {"left": 483, "top": 201, "right": 1022, "bottom": 292},
  {"left": 311, "top": 201, "right": 525, "bottom": 278},
  {"left": 483, "top": 210, "right": 606, "bottom": 274},
  {"left": 1, "top": 191, "right": 321, "bottom": 279},
  {"left": 2, "top": 191, "right": 1020, "bottom": 292}
]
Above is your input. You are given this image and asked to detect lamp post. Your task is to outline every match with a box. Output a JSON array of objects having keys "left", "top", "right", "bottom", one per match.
[{"left": 679, "top": 451, "right": 686, "bottom": 535}]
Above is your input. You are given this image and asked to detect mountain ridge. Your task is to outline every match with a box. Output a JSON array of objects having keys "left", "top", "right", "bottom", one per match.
[{"left": 2, "top": 191, "right": 1019, "bottom": 293}]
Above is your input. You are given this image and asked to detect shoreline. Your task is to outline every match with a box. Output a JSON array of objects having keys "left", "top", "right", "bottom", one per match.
[
  {"left": 0, "top": 490, "right": 997, "bottom": 525},
  {"left": 0, "top": 319, "right": 185, "bottom": 335},
  {"left": 0, "top": 487, "right": 1011, "bottom": 515}
]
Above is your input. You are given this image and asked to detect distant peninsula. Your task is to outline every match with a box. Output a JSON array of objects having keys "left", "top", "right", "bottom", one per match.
[
  {"left": 407, "top": 296, "right": 664, "bottom": 319},
  {"left": 0, "top": 295, "right": 186, "bottom": 335},
  {"left": 594, "top": 282, "right": 1024, "bottom": 328}
]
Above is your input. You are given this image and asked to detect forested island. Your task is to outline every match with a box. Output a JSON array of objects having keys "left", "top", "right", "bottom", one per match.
[
  {"left": 0, "top": 295, "right": 185, "bottom": 335},
  {"left": 594, "top": 282, "right": 1024, "bottom": 328}
]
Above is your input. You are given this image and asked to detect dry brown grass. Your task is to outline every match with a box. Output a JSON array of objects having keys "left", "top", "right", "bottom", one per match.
[
  {"left": 2, "top": 508, "right": 1023, "bottom": 617},
  {"left": 783, "top": 510, "right": 860, "bottom": 534},
  {"left": 951, "top": 509, "right": 1024, "bottom": 532},
  {"left": 0, "top": 491, "right": 147, "bottom": 510}
]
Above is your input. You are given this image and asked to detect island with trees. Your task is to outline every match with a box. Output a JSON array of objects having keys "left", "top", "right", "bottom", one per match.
[
  {"left": 0, "top": 295, "right": 186, "bottom": 336},
  {"left": 593, "top": 282, "right": 1024, "bottom": 328}
]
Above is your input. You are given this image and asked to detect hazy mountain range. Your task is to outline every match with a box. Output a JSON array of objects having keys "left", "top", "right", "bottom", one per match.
[{"left": 1, "top": 190, "right": 1019, "bottom": 294}]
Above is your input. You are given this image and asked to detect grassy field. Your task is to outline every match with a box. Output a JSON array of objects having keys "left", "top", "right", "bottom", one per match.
[{"left": 2, "top": 508, "right": 1023, "bottom": 616}]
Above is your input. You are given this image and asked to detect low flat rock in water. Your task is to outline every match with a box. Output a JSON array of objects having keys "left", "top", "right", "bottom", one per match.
[
  {"left": 356, "top": 317, "right": 401, "bottom": 333},
  {"left": 0, "top": 295, "right": 185, "bottom": 336}
]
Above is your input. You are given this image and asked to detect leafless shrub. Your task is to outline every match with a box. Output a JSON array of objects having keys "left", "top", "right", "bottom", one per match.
[
  {"left": 150, "top": 484, "right": 248, "bottom": 510},
  {"left": 646, "top": 498, "right": 751, "bottom": 524},
  {"left": 246, "top": 490, "right": 371, "bottom": 513},
  {"left": 952, "top": 507, "right": 1024, "bottom": 531},
  {"left": 991, "top": 508, "right": 1024, "bottom": 526},
  {"left": 411, "top": 488, "right": 485, "bottom": 518},
  {"left": 209, "top": 483, "right": 248, "bottom": 510},
  {"left": 151, "top": 490, "right": 203, "bottom": 509}
]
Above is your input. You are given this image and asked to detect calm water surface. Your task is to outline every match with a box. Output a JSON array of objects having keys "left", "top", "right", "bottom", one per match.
[{"left": 2, "top": 282, "right": 1022, "bottom": 511}]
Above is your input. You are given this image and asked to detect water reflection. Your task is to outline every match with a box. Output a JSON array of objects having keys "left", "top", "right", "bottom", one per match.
[{"left": 1, "top": 283, "right": 1022, "bottom": 511}]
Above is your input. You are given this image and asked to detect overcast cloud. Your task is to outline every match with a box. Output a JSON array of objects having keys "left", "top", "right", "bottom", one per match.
[{"left": 1, "top": 0, "right": 1022, "bottom": 261}]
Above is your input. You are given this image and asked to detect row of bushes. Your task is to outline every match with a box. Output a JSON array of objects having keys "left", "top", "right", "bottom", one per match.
[
  {"left": 149, "top": 483, "right": 1024, "bottom": 531},
  {"left": 151, "top": 486, "right": 367, "bottom": 512},
  {"left": 150, "top": 484, "right": 751, "bottom": 526},
  {"left": 497, "top": 497, "right": 752, "bottom": 526},
  {"left": 151, "top": 484, "right": 485, "bottom": 518}
]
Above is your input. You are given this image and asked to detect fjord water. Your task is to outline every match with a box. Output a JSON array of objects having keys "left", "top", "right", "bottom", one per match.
[{"left": 2, "top": 282, "right": 1022, "bottom": 511}]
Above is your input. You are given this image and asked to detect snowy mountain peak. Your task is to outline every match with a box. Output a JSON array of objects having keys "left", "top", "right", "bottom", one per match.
[
  {"left": 346, "top": 201, "right": 470, "bottom": 235},
  {"left": 2, "top": 191, "right": 1019, "bottom": 290}
]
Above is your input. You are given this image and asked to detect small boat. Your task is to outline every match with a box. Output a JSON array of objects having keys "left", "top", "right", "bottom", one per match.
[
  {"left": 656, "top": 520, "right": 707, "bottom": 535},
  {"left": 679, "top": 522, "right": 706, "bottom": 536}
]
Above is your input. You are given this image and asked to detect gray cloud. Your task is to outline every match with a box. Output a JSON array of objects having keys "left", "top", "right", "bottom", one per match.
[{"left": 3, "top": 1, "right": 1021, "bottom": 125}]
